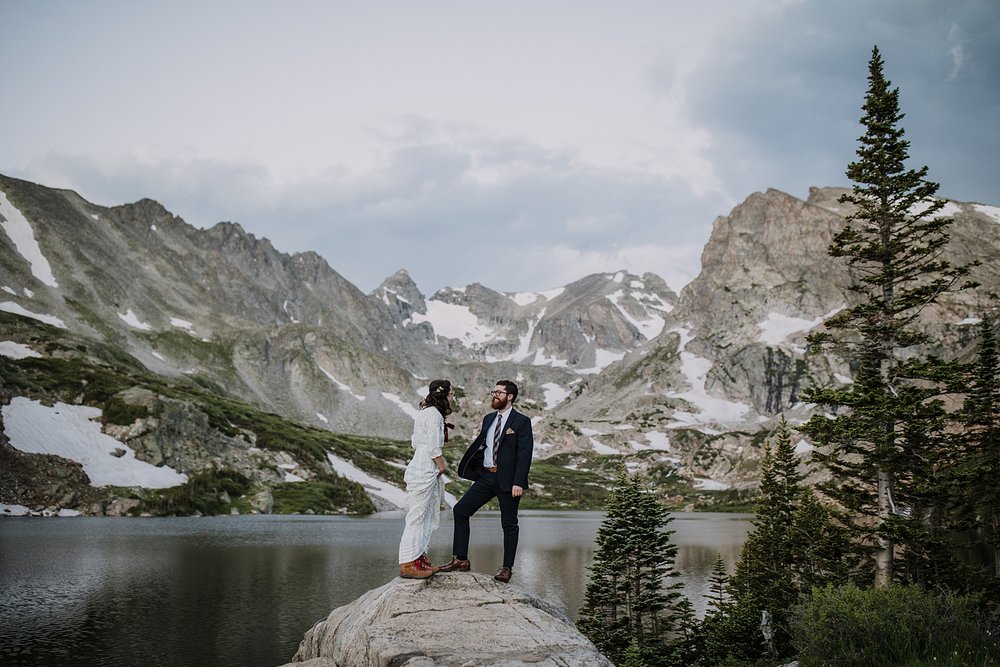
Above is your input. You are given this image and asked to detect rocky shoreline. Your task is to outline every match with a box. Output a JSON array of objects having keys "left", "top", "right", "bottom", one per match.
[{"left": 283, "top": 572, "right": 612, "bottom": 667}]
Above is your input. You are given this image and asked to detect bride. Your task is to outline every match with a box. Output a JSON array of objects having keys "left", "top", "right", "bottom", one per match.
[{"left": 397, "top": 379, "right": 452, "bottom": 578}]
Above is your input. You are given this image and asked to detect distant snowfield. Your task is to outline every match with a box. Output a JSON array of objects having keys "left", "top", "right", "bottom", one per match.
[
  {"left": 909, "top": 200, "right": 963, "bottom": 219},
  {"left": 0, "top": 340, "right": 41, "bottom": 359},
  {"left": 1, "top": 503, "right": 80, "bottom": 517},
  {"left": 0, "top": 301, "right": 67, "bottom": 329},
  {"left": 411, "top": 300, "right": 498, "bottom": 345},
  {"left": 694, "top": 477, "right": 731, "bottom": 491},
  {"left": 381, "top": 392, "right": 421, "bottom": 420},
  {"left": 756, "top": 306, "right": 843, "bottom": 346},
  {"left": 580, "top": 427, "right": 618, "bottom": 455},
  {"left": 606, "top": 289, "right": 670, "bottom": 340},
  {"left": 321, "top": 368, "right": 366, "bottom": 401},
  {"left": 2, "top": 396, "right": 188, "bottom": 488},
  {"left": 974, "top": 204, "right": 1000, "bottom": 223},
  {"left": 0, "top": 189, "right": 59, "bottom": 288},
  {"left": 667, "top": 327, "right": 752, "bottom": 427},
  {"left": 507, "top": 286, "right": 565, "bottom": 306},
  {"left": 118, "top": 309, "right": 152, "bottom": 330},
  {"left": 578, "top": 348, "right": 627, "bottom": 375},
  {"left": 540, "top": 382, "right": 571, "bottom": 410},
  {"left": 642, "top": 431, "right": 671, "bottom": 451},
  {"left": 326, "top": 451, "right": 457, "bottom": 509}
]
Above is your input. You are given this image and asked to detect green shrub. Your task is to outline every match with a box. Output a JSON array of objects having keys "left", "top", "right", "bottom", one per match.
[
  {"left": 271, "top": 477, "right": 375, "bottom": 514},
  {"left": 103, "top": 396, "right": 150, "bottom": 425},
  {"left": 790, "top": 584, "right": 999, "bottom": 667},
  {"left": 135, "top": 468, "right": 252, "bottom": 516}
]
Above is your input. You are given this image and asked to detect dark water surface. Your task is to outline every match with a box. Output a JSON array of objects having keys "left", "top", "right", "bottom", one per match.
[{"left": 0, "top": 510, "right": 750, "bottom": 666}]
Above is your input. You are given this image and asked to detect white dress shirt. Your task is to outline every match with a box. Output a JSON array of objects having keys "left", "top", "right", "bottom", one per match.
[{"left": 482, "top": 405, "right": 513, "bottom": 467}]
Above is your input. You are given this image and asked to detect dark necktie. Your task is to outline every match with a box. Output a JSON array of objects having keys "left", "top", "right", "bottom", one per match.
[{"left": 492, "top": 412, "right": 503, "bottom": 462}]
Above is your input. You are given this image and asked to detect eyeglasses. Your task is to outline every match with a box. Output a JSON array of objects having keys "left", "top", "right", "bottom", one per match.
[{"left": 489, "top": 390, "right": 508, "bottom": 397}]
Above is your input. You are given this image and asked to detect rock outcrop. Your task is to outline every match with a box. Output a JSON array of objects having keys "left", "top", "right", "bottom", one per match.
[{"left": 285, "top": 573, "right": 612, "bottom": 667}]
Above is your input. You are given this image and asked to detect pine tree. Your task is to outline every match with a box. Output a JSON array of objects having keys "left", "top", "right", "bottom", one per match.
[
  {"left": 578, "top": 467, "right": 692, "bottom": 666},
  {"left": 959, "top": 312, "right": 1000, "bottom": 579},
  {"left": 724, "top": 418, "right": 806, "bottom": 660},
  {"left": 801, "top": 46, "right": 977, "bottom": 587},
  {"left": 706, "top": 554, "right": 729, "bottom": 617},
  {"left": 788, "top": 490, "right": 853, "bottom": 592}
]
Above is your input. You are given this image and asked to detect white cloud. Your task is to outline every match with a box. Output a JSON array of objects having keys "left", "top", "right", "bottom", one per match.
[
  {"left": 947, "top": 23, "right": 968, "bottom": 81},
  {"left": 1, "top": 1, "right": 996, "bottom": 298}
]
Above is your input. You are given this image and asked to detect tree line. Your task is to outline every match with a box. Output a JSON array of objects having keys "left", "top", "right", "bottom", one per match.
[{"left": 578, "top": 46, "right": 999, "bottom": 667}]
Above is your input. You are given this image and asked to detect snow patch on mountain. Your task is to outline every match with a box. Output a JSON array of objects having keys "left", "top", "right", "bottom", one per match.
[
  {"left": 0, "top": 301, "right": 67, "bottom": 329},
  {"left": 757, "top": 306, "right": 844, "bottom": 346},
  {"left": 326, "top": 451, "right": 458, "bottom": 509},
  {"left": 510, "top": 292, "right": 540, "bottom": 306},
  {"left": 0, "top": 189, "right": 59, "bottom": 288},
  {"left": 528, "top": 347, "right": 571, "bottom": 368},
  {"left": 578, "top": 349, "right": 626, "bottom": 374},
  {"left": 2, "top": 397, "right": 188, "bottom": 488},
  {"left": 909, "top": 200, "right": 963, "bottom": 218},
  {"left": 118, "top": 309, "right": 152, "bottom": 331},
  {"left": 321, "top": 368, "right": 366, "bottom": 401},
  {"left": 0, "top": 340, "right": 41, "bottom": 359},
  {"left": 326, "top": 451, "right": 408, "bottom": 509},
  {"left": 606, "top": 289, "right": 666, "bottom": 340},
  {"left": 694, "top": 477, "right": 731, "bottom": 491},
  {"left": 580, "top": 427, "right": 618, "bottom": 455},
  {"left": 381, "top": 392, "right": 421, "bottom": 420},
  {"left": 411, "top": 300, "right": 497, "bottom": 346},
  {"left": 540, "top": 382, "right": 571, "bottom": 409},
  {"left": 757, "top": 312, "right": 822, "bottom": 346},
  {"left": 667, "top": 327, "right": 751, "bottom": 426},
  {"left": 974, "top": 204, "right": 1000, "bottom": 223},
  {"left": 643, "top": 431, "right": 671, "bottom": 451}
]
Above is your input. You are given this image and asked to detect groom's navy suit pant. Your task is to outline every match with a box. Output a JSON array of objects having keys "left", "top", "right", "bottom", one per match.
[{"left": 452, "top": 468, "right": 521, "bottom": 569}]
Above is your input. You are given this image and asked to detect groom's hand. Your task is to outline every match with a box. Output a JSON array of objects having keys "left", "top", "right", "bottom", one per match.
[{"left": 511, "top": 485, "right": 523, "bottom": 497}]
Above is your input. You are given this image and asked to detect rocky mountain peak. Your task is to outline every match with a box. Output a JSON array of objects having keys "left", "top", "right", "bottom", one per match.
[{"left": 371, "top": 268, "right": 427, "bottom": 324}]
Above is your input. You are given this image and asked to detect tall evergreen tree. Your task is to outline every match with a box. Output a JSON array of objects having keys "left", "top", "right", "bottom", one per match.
[
  {"left": 724, "top": 418, "right": 805, "bottom": 660},
  {"left": 801, "top": 46, "right": 977, "bottom": 587},
  {"left": 706, "top": 554, "right": 729, "bottom": 617},
  {"left": 959, "top": 312, "right": 1000, "bottom": 579},
  {"left": 578, "top": 467, "right": 693, "bottom": 666},
  {"left": 788, "top": 490, "right": 853, "bottom": 592}
]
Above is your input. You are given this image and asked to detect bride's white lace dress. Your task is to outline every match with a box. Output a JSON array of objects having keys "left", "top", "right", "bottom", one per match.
[{"left": 397, "top": 406, "right": 445, "bottom": 563}]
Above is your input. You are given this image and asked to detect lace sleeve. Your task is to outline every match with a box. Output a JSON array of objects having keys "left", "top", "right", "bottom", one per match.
[{"left": 411, "top": 408, "right": 444, "bottom": 459}]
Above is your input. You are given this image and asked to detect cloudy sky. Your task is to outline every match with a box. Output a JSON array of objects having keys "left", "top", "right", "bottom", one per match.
[{"left": 2, "top": 1, "right": 998, "bottom": 295}]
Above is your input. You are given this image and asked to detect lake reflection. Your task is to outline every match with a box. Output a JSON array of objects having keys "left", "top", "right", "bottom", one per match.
[{"left": 0, "top": 510, "right": 750, "bottom": 666}]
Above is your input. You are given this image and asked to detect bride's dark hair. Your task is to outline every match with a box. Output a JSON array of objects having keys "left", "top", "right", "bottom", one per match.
[{"left": 420, "top": 379, "right": 453, "bottom": 418}]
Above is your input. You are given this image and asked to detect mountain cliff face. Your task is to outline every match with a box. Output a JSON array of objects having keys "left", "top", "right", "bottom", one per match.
[
  {"left": 2, "top": 173, "right": 998, "bottom": 514},
  {"left": 536, "top": 186, "right": 999, "bottom": 489}
]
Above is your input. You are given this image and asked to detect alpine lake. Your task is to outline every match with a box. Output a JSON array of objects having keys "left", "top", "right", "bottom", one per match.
[{"left": 0, "top": 510, "right": 751, "bottom": 666}]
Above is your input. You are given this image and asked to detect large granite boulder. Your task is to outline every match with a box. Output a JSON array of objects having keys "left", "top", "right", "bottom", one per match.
[{"left": 284, "top": 572, "right": 612, "bottom": 666}]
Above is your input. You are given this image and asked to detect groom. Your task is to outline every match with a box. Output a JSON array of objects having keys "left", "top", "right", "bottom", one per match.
[{"left": 440, "top": 380, "right": 534, "bottom": 583}]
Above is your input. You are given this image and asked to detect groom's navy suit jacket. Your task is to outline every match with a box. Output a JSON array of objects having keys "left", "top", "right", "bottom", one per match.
[{"left": 457, "top": 408, "right": 534, "bottom": 492}]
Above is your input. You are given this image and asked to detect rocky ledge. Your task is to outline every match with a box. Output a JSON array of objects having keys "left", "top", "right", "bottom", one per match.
[{"left": 283, "top": 572, "right": 612, "bottom": 666}]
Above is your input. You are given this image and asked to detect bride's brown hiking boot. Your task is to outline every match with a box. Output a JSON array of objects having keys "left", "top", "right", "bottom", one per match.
[
  {"left": 399, "top": 558, "right": 435, "bottom": 579},
  {"left": 418, "top": 554, "right": 440, "bottom": 573}
]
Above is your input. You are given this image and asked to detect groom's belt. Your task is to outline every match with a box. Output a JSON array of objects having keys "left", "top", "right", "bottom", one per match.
[{"left": 483, "top": 465, "right": 498, "bottom": 473}]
